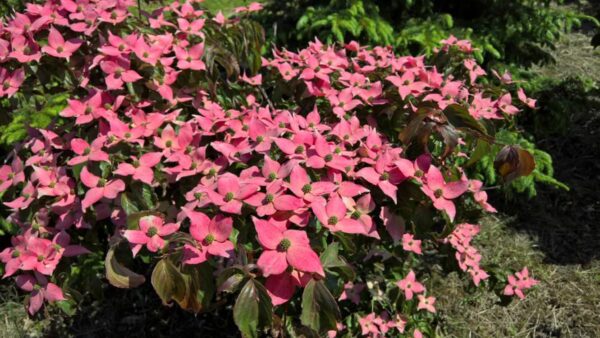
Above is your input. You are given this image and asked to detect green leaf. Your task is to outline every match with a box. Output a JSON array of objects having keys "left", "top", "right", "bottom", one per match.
[
  {"left": 300, "top": 279, "right": 341, "bottom": 334},
  {"left": 320, "top": 243, "right": 355, "bottom": 280},
  {"left": 151, "top": 258, "right": 187, "bottom": 306},
  {"left": 104, "top": 240, "right": 145, "bottom": 289},
  {"left": 443, "top": 104, "right": 489, "bottom": 137},
  {"left": 121, "top": 193, "right": 139, "bottom": 216},
  {"left": 233, "top": 279, "right": 273, "bottom": 338},
  {"left": 152, "top": 258, "right": 215, "bottom": 313},
  {"left": 56, "top": 300, "right": 77, "bottom": 316},
  {"left": 466, "top": 139, "right": 491, "bottom": 167},
  {"left": 217, "top": 266, "right": 247, "bottom": 293}
]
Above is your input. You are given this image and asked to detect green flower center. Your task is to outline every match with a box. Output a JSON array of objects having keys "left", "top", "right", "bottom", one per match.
[
  {"left": 351, "top": 210, "right": 361, "bottom": 219},
  {"left": 266, "top": 194, "right": 274, "bottom": 203},
  {"left": 414, "top": 170, "right": 424, "bottom": 178},
  {"left": 204, "top": 233, "right": 215, "bottom": 245},
  {"left": 434, "top": 189, "right": 443, "bottom": 198},
  {"left": 256, "top": 135, "right": 264, "bottom": 143},
  {"left": 57, "top": 46, "right": 64, "bottom": 53},
  {"left": 98, "top": 178, "right": 107, "bottom": 187},
  {"left": 165, "top": 140, "right": 173, "bottom": 148},
  {"left": 224, "top": 192, "right": 235, "bottom": 202},
  {"left": 324, "top": 154, "right": 333, "bottom": 162},
  {"left": 380, "top": 172, "right": 390, "bottom": 181},
  {"left": 37, "top": 254, "right": 45, "bottom": 262},
  {"left": 83, "top": 147, "right": 91, "bottom": 155},
  {"left": 301, "top": 184, "right": 312, "bottom": 194},
  {"left": 11, "top": 250, "right": 20, "bottom": 258},
  {"left": 194, "top": 192, "right": 204, "bottom": 200},
  {"left": 294, "top": 145, "right": 304, "bottom": 154},
  {"left": 268, "top": 172, "right": 277, "bottom": 181},
  {"left": 278, "top": 238, "right": 291, "bottom": 251},
  {"left": 147, "top": 226, "right": 158, "bottom": 237},
  {"left": 328, "top": 216, "right": 338, "bottom": 225}
]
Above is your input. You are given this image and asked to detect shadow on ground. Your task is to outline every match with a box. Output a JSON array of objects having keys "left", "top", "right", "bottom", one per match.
[{"left": 493, "top": 100, "right": 600, "bottom": 265}]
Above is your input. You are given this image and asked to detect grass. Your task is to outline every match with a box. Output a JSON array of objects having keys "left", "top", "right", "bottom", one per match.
[{"left": 432, "top": 216, "right": 600, "bottom": 338}]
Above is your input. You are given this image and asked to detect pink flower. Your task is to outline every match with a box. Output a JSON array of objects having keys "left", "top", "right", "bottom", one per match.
[
  {"left": 395, "top": 154, "right": 431, "bottom": 183},
  {"left": 123, "top": 215, "right": 179, "bottom": 255},
  {"left": 421, "top": 166, "right": 468, "bottom": 221},
  {"left": 254, "top": 217, "right": 324, "bottom": 277},
  {"left": 241, "top": 73, "right": 262, "bottom": 86},
  {"left": 343, "top": 193, "right": 379, "bottom": 238},
  {"left": 469, "top": 267, "right": 489, "bottom": 286},
  {"left": 113, "top": 152, "right": 162, "bottom": 185},
  {"left": 328, "top": 88, "right": 362, "bottom": 119},
  {"left": 133, "top": 38, "right": 163, "bottom": 66},
  {"left": 0, "top": 158, "right": 25, "bottom": 192},
  {"left": 468, "top": 179, "right": 497, "bottom": 212},
  {"left": 379, "top": 207, "right": 405, "bottom": 242},
  {"left": 312, "top": 195, "right": 369, "bottom": 235},
  {"left": 68, "top": 137, "right": 109, "bottom": 165},
  {"left": 356, "top": 158, "right": 403, "bottom": 203},
  {"left": 497, "top": 93, "right": 519, "bottom": 115},
  {"left": 98, "top": 31, "right": 136, "bottom": 56},
  {"left": 60, "top": 91, "right": 105, "bottom": 125},
  {"left": 358, "top": 313, "right": 380, "bottom": 336},
  {"left": 4, "top": 181, "right": 36, "bottom": 210},
  {"left": 100, "top": 57, "right": 142, "bottom": 90},
  {"left": 338, "top": 281, "right": 364, "bottom": 304},
  {"left": 417, "top": 295, "right": 436, "bottom": 313},
  {"left": 265, "top": 270, "right": 309, "bottom": 306},
  {"left": 396, "top": 270, "right": 425, "bottom": 300},
  {"left": 288, "top": 166, "right": 335, "bottom": 202},
  {"left": 0, "top": 67, "right": 25, "bottom": 97},
  {"left": 517, "top": 88, "right": 537, "bottom": 109},
  {"left": 182, "top": 209, "right": 234, "bottom": 264},
  {"left": 80, "top": 167, "right": 126, "bottom": 210},
  {"left": 19, "top": 237, "right": 62, "bottom": 276},
  {"left": 463, "top": 58, "right": 486, "bottom": 83},
  {"left": 9, "top": 35, "right": 42, "bottom": 63},
  {"left": 261, "top": 156, "right": 294, "bottom": 182},
  {"left": 256, "top": 180, "right": 304, "bottom": 217},
  {"left": 213, "top": 11, "right": 226, "bottom": 25},
  {"left": 402, "top": 233, "right": 422, "bottom": 255},
  {"left": 174, "top": 43, "right": 205, "bottom": 70},
  {"left": 16, "top": 273, "right": 65, "bottom": 315},
  {"left": 42, "top": 26, "right": 82, "bottom": 60},
  {"left": 504, "top": 267, "right": 538, "bottom": 299},
  {"left": 207, "top": 173, "right": 261, "bottom": 214},
  {"left": 177, "top": 18, "right": 205, "bottom": 36}
]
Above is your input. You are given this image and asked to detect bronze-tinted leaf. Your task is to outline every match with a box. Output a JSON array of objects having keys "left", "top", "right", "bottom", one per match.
[
  {"left": 151, "top": 257, "right": 215, "bottom": 313},
  {"left": 443, "top": 103, "right": 489, "bottom": 138},
  {"left": 300, "top": 279, "right": 341, "bottom": 334},
  {"left": 105, "top": 240, "right": 145, "bottom": 289},
  {"left": 494, "top": 145, "right": 536, "bottom": 182},
  {"left": 151, "top": 258, "right": 186, "bottom": 306}
]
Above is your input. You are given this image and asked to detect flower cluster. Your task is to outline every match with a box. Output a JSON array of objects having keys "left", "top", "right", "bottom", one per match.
[{"left": 0, "top": 0, "right": 537, "bottom": 336}]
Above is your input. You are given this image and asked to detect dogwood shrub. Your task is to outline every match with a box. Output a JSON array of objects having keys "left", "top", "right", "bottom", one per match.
[{"left": 0, "top": 1, "right": 538, "bottom": 336}]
